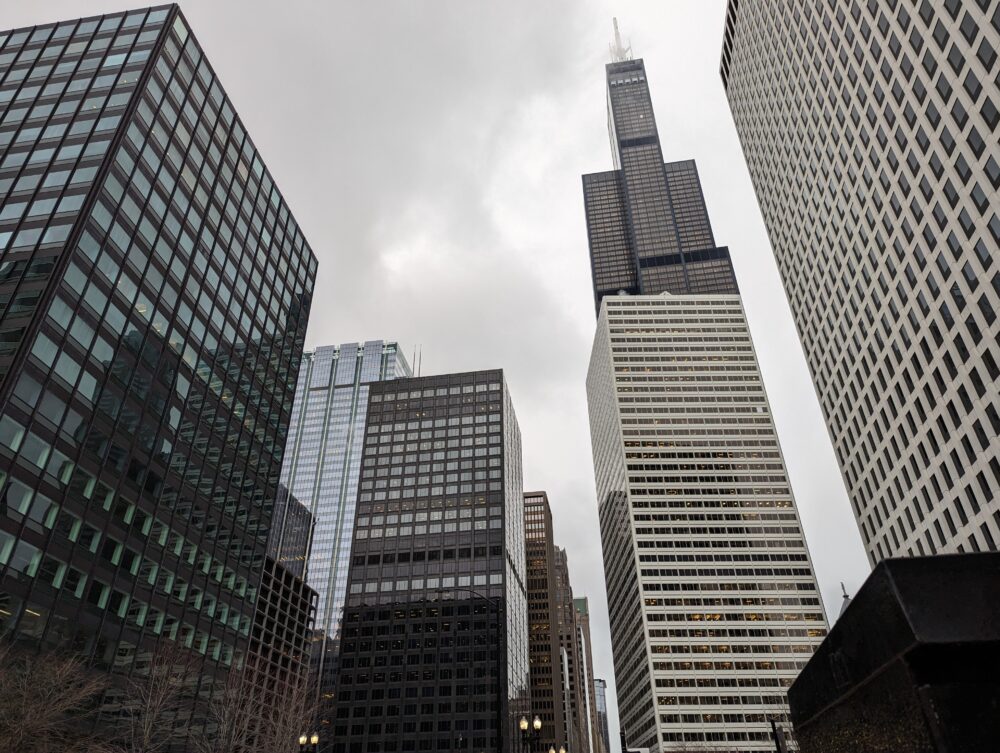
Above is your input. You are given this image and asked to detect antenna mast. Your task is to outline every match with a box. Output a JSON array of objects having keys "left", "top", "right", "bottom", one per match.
[{"left": 609, "top": 17, "right": 632, "bottom": 62}]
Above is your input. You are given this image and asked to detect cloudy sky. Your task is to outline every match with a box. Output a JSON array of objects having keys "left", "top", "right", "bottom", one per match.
[{"left": 9, "top": 0, "right": 874, "bottom": 747}]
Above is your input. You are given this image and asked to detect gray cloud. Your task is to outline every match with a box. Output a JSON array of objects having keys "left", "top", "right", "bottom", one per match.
[{"left": 5, "top": 2, "right": 875, "bottom": 749}]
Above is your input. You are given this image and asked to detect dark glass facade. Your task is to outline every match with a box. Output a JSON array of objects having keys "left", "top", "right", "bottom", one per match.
[
  {"left": 332, "top": 371, "right": 529, "bottom": 753},
  {"left": 583, "top": 58, "right": 738, "bottom": 312},
  {"left": 0, "top": 1, "right": 317, "bottom": 738},
  {"left": 250, "top": 488, "right": 316, "bottom": 696}
]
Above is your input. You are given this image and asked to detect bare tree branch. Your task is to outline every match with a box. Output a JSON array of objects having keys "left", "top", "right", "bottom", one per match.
[
  {"left": 190, "top": 654, "right": 316, "bottom": 753},
  {"left": 109, "top": 640, "right": 201, "bottom": 753},
  {"left": 0, "top": 642, "right": 112, "bottom": 753}
]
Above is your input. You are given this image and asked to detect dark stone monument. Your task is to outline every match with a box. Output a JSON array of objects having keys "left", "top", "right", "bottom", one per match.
[{"left": 788, "top": 552, "right": 1000, "bottom": 753}]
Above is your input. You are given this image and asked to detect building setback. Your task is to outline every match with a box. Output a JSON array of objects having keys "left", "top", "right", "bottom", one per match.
[
  {"left": 720, "top": 0, "right": 1000, "bottom": 562},
  {"left": 332, "top": 371, "right": 529, "bottom": 753},
  {"left": 582, "top": 55, "right": 738, "bottom": 315},
  {"left": 0, "top": 1, "right": 316, "bottom": 740},
  {"left": 280, "top": 341, "right": 410, "bottom": 733},
  {"left": 583, "top": 38, "right": 827, "bottom": 752}
]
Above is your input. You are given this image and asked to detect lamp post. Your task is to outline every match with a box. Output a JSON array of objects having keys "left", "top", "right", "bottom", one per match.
[
  {"left": 519, "top": 714, "right": 542, "bottom": 751},
  {"left": 298, "top": 733, "right": 319, "bottom": 753}
]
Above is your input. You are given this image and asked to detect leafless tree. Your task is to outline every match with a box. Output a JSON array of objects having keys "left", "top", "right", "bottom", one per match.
[
  {"left": 190, "top": 661, "right": 260, "bottom": 753},
  {"left": 252, "top": 669, "right": 316, "bottom": 753},
  {"left": 191, "top": 655, "right": 316, "bottom": 753},
  {"left": 0, "top": 642, "right": 111, "bottom": 753},
  {"left": 110, "top": 640, "right": 201, "bottom": 753}
]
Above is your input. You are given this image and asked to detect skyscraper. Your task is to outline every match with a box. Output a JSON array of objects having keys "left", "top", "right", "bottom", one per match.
[
  {"left": 524, "top": 490, "right": 573, "bottom": 751},
  {"left": 249, "top": 487, "right": 317, "bottom": 696},
  {"left": 280, "top": 341, "right": 410, "bottom": 731},
  {"left": 552, "top": 546, "right": 587, "bottom": 751},
  {"left": 583, "top": 54, "right": 738, "bottom": 314},
  {"left": 331, "top": 371, "right": 528, "bottom": 753},
  {"left": 719, "top": 1, "right": 1000, "bottom": 562},
  {"left": 0, "top": 0, "right": 316, "bottom": 737},
  {"left": 584, "top": 37, "right": 827, "bottom": 752},
  {"left": 594, "top": 678, "right": 612, "bottom": 753},
  {"left": 573, "top": 598, "right": 602, "bottom": 753},
  {"left": 524, "top": 492, "right": 601, "bottom": 753}
]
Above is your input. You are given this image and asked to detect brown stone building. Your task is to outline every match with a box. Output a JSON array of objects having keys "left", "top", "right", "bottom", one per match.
[
  {"left": 524, "top": 491, "right": 600, "bottom": 753},
  {"left": 524, "top": 491, "right": 569, "bottom": 750}
]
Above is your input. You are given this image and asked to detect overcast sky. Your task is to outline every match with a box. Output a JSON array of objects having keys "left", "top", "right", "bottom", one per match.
[{"left": 8, "top": 1, "right": 875, "bottom": 749}]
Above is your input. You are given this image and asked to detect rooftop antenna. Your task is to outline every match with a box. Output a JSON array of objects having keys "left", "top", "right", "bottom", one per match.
[
  {"left": 418, "top": 345, "right": 422, "bottom": 377},
  {"left": 839, "top": 582, "right": 852, "bottom": 617},
  {"left": 610, "top": 17, "right": 632, "bottom": 62}
]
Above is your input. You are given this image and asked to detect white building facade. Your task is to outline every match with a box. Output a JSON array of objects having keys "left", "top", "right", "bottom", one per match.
[
  {"left": 587, "top": 294, "right": 828, "bottom": 752},
  {"left": 721, "top": 0, "right": 1000, "bottom": 563}
]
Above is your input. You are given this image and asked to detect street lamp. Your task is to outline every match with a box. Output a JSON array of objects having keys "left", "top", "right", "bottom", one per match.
[
  {"left": 520, "top": 714, "right": 542, "bottom": 751},
  {"left": 298, "top": 732, "right": 319, "bottom": 753}
]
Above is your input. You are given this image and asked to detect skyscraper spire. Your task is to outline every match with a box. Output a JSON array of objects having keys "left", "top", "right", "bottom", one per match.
[
  {"left": 609, "top": 17, "right": 632, "bottom": 62},
  {"left": 840, "top": 582, "right": 853, "bottom": 617}
]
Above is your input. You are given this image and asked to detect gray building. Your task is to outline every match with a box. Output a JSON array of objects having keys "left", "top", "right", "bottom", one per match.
[
  {"left": 0, "top": 2, "right": 316, "bottom": 741},
  {"left": 720, "top": 0, "right": 1000, "bottom": 562},
  {"left": 331, "top": 370, "right": 529, "bottom": 753},
  {"left": 280, "top": 341, "right": 410, "bottom": 731},
  {"left": 584, "top": 37, "right": 827, "bottom": 752}
]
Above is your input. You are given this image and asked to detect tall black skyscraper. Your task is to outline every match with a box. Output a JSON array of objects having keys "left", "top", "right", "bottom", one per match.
[
  {"left": 332, "top": 371, "right": 529, "bottom": 753},
  {"left": 0, "top": 1, "right": 316, "bottom": 732},
  {"left": 583, "top": 53, "right": 738, "bottom": 313}
]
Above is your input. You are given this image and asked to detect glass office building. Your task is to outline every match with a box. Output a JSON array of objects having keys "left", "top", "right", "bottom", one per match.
[
  {"left": 332, "top": 370, "right": 529, "bottom": 753},
  {"left": 583, "top": 42, "right": 826, "bottom": 752},
  {"left": 250, "top": 488, "right": 317, "bottom": 696},
  {"left": 0, "top": 1, "right": 317, "bottom": 734},
  {"left": 280, "top": 341, "right": 410, "bottom": 734},
  {"left": 594, "top": 678, "right": 611, "bottom": 753},
  {"left": 720, "top": 0, "right": 1000, "bottom": 563}
]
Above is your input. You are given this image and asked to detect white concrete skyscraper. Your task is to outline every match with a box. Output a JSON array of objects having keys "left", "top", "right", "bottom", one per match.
[
  {"left": 583, "top": 37, "right": 828, "bottom": 753},
  {"left": 720, "top": 1, "right": 1000, "bottom": 562},
  {"left": 587, "top": 297, "right": 828, "bottom": 752}
]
